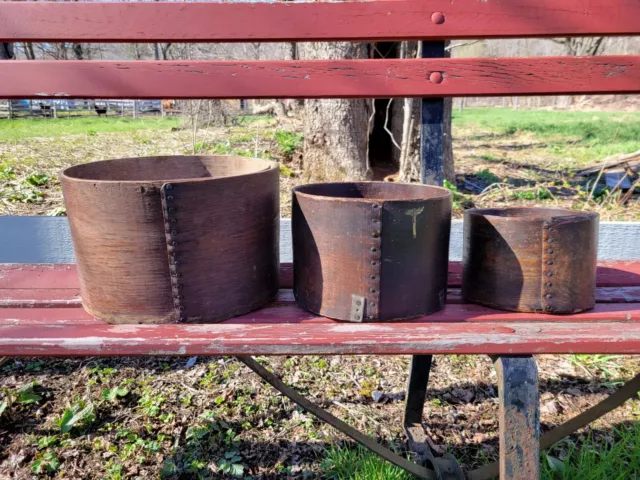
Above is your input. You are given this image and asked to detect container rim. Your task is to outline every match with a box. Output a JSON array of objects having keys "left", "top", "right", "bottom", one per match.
[
  {"left": 293, "top": 181, "right": 452, "bottom": 203},
  {"left": 60, "top": 155, "right": 277, "bottom": 184},
  {"left": 465, "top": 207, "right": 599, "bottom": 222}
]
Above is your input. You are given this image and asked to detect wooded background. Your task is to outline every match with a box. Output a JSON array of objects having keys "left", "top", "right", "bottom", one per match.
[{"left": 4, "top": 35, "right": 640, "bottom": 184}]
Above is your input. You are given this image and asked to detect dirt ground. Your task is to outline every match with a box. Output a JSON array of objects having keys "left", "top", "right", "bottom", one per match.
[
  {"left": 1, "top": 354, "right": 639, "bottom": 479},
  {"left": 0, "top": 117, "right": 638, "bottom": 220}
]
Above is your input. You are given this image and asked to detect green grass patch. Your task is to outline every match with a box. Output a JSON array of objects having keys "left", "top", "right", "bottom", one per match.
[
  {"left": 236, "top": 114, "right": 273, "bottom": 125},
  {"left": 323, "top": 424, "right": 640, "bottom": 479},
  {"left": 0, "top": 116, "right": 179, "bottom": 141},
  {"left": 542, "top": 423, "right": 640, "bottom": 480},
  {"left": 475, "top": 168, "right": 501, "bottom": 185},
  {"left": 322, "top": 445, "right": 413, "bottom": 480},
  {"left": 274, "top": 130, "right": 303, "bottom": 160},
  {"left": 454, "top": 108, "right": 640, "bottom": 164}
]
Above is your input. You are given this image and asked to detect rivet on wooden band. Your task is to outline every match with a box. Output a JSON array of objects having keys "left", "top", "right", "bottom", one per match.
[
  {"left": 541, "top": 220, "right": 555, "bottom": 313},
  {"left": 162, "top": 182, "right": 184, "bottom": 323},
  {"left": 368, "top": 202, "right": 382, "bottom": 321}
]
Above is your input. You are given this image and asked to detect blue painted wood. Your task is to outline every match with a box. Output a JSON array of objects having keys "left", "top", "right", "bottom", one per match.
[
  {"left": 420, "top": 41, "right": 446, "bottom": 186},
  {"left": 0, "top": 217, "right": 638, "bottom": 264}
]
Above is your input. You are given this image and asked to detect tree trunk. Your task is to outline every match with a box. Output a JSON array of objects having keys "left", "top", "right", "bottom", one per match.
[
  {"left": 393, "top": 42, "right": 454, "bottom": 184},
  {"left": 160, "top": 43, "right": 173, "bottom": 60},
  {"left": 24, "top": 43, "right": 35, "bottom": 60},
  {"left": 72, "top": 43, "right": 85, "bottom": 60},
  {"left": 300, "top": 42, "right": 371, "bottom": 182},
  {"left": 0, "top": 43, "right": 15, "bottom": 60}
]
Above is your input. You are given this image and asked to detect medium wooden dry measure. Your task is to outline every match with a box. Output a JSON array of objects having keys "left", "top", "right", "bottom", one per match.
[{"left": 462, "top": 207, "right": 599, "bottom": 314}]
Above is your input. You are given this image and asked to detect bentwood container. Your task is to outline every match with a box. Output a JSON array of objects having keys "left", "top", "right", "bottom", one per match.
[
  {"left": 462, "top": 207, "right": 599, "bottom": 314},
  {"left": 61, "top": 155, "right": 279, "bottom": 324},
  {"left": 292, "top": 182, "right": 452, "bottom": 322}
]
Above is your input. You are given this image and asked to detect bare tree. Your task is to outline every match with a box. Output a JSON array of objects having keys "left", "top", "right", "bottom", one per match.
[
  {"left": 72, "top": 43, "right": 85, "bottom": 60},
  {"left": 552, "top": 37, "right": 605, "bottom": 56},
  {"left": 552, "top": 37, "right": 605, "bottom": 108},
  {"left": 19, "top": 43, "right": 36, "bottom": 60},
  {"left": 160, "top": 43, "right": 173, "bottom": 60}
]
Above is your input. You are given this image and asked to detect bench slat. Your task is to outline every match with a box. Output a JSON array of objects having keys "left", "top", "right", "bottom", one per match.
[
  {"left": 1, "top": 303, "right": 639, "bottom": 326},
  {"left": 1, "top": 1, "right": 638, "bottom": 42},
  {"left": 3, "top": 320, "right": 640, "bottom": 356},
  {"left": 2, "top": 286, "right": 639, "bottom": 309},
  {"left": 1, "top": 262, "right": 638, "bottom": 289},
  {"left": 2, "top": 57, "right": 640, "bottom": 99},
  {"left": 1, "top": 261, "right": 638, "bottom": 355}
]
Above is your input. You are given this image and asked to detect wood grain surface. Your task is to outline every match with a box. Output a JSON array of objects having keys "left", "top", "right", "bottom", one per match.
[
  {"left": 1, "top": 262, "right": 638, "bottom": 289},
  {"left": 2, "top": 318, "right": 640, "bottom": 356},
  {"left": 60, "top": 156, "right": 279, "bottom": 324},
  {"left": 1, "top": 57, "right": 639, "bottom": 99},
  {"left": 1, "top": 0, "right": 638, "bottom": 42},
  {"left": 463, "top": 209, "right": 599, "bottom": 313}
]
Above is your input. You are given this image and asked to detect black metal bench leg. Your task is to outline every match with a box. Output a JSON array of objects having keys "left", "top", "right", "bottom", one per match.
[
  {"left": 403, "top": 355, "right": 466, "bottom": 479},
  {"left": 494, "top": 355, "right": 540, "bottom": 480},
  {"left": 404, "top": 354, "right": 433, "bottom": 427},
  {"left": 403, "top": 355, "right": 434, "bottom": 465}
]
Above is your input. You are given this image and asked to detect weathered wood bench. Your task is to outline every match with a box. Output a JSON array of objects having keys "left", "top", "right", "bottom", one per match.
[
  {"left": 2, "top": 259, "right": 640, "bottom": 479},
  {"left": 2, "top": 1, "right": 640, "bottom": 478}
]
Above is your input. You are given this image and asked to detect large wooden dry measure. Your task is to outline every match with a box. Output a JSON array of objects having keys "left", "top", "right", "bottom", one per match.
[
  {"left": 462, "top": 207, "right": 599, "bottom": 314},
  {"left": 61, "top": 155, "right": 279, "bottom": 324},
  {"left": 293, "top": 182, "right": 451, "bottom": 322}
]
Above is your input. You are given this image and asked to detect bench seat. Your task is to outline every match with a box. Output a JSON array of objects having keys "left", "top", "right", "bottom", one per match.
[{"left": 1, "top": 262, "right": 639, "bottom": 357}]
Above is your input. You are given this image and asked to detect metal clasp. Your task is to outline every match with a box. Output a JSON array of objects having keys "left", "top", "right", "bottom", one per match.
[{"left": 350, "top": 294, "right": 366, "bottom": 322}]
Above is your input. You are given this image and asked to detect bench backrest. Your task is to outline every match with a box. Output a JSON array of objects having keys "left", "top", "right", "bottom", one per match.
[
  {"left": 0, "top": 0, "right": 639, "bottom": 184},
  {"left": 1, "top": 1, "right": 639, "bottom": 98}
]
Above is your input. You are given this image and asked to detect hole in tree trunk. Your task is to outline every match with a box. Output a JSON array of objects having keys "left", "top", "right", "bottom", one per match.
[{"left": 369, "top": 42, "right": 400, "bottom": 181}]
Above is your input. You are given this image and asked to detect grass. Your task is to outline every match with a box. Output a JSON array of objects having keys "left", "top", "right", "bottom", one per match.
[
  {"left": 322, "top": 445, "right": 413, "bottom": 480},
  {"left": 323, "top": 423, "right": 640, "bottom": 480},
  {"left": 541, "top": 424, "right": 640, "bottom": 480},
  {"left": 453, "top": 108, "right": 640, "bottom": 164},
  {"left": 0, "top": 116, "right": 179, "bottom": 141},
  {"left": 569, "top": 354, "right": 623, "bottom": 379}
]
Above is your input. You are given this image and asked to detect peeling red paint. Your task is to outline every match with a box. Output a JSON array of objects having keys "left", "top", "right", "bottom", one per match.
[{"left": 0, "top": 262, "right": 638, "bottom": 356}]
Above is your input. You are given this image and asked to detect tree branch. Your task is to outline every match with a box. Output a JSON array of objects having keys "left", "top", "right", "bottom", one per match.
[
  {"left": 384, "top": 99, "right": 401, "bottom": 151},
  {"left": 445, "top": 40, "right": 481, "bottom": 51}
]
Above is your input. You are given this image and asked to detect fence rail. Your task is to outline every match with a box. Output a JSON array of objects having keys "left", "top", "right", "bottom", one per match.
[{"left": 0, "top": 99, "right": 163, "bottom": 119}]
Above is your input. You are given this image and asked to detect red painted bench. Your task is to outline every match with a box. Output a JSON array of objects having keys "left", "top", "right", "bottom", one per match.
[
  {"left": 1, "top": 261, "right": 640, "bottom": 480},
  {"left": 2, "top": 1, "right": 640, "bottom": 478},
  {"left": 2, "top": 262, "right": 640, "bottom": 357}
]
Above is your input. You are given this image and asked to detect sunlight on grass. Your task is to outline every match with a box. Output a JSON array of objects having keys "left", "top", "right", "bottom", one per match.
[
  {"left": 453, "top": 108, "right": 640, "bottom": 164},
  {"left": 323, "top": 424, "right": 640, "bottom": 480},
  {"left": 322, "top": 446, "right": 413, "bottom": 480},
  {"left": 542, "top": 423, "right": 640, "bottom": 480},
  {"left": 0, "top": 116, "right": 179, "bottom": 142}
]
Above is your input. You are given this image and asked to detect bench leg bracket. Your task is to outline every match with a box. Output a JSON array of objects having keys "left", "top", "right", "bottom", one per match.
[
  {"left": 239, "top": 355, "right": 640, "bottom": 480},
  {"left": 237, "top": 355, "right": 439, "bottom": 480}
]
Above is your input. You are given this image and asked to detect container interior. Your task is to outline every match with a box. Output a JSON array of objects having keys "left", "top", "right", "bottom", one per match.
[
  {"left": 294, "top": 182, "right": 450, "bottom": 201},
  {"left": 469, "top": 207, "right": 591, "bottom": 221},
  {"left": 62, "top": 156, "right": 273, "bottom": 183}
]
